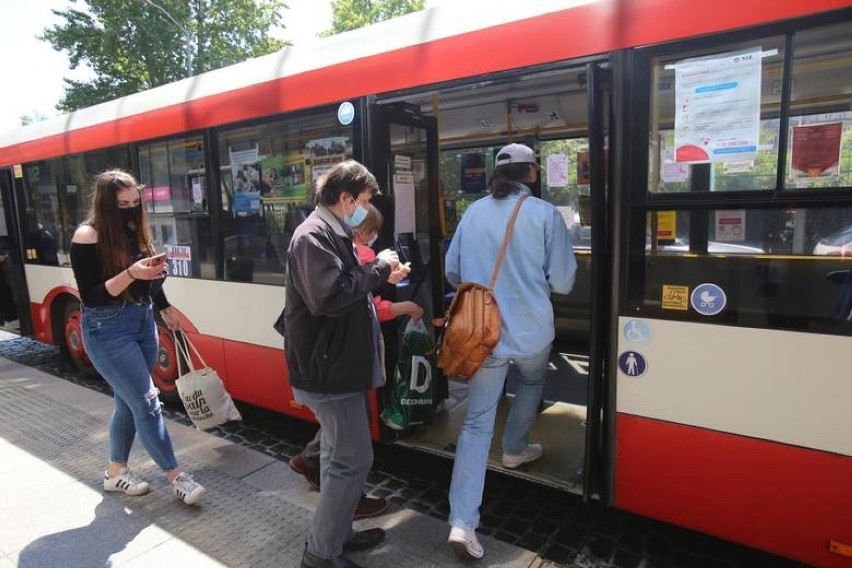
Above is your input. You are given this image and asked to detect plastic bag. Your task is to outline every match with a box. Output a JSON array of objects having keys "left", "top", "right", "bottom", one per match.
[{"left": 380, "top": 319, "right": 436, "bottom": 430}]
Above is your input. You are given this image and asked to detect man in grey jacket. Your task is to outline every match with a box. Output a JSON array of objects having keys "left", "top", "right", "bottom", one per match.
[{"left": 284, "top": 160, "right": 408, "bottom": 568}]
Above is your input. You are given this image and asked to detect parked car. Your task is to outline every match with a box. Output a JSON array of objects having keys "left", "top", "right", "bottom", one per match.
[{"left": 813, "top": 224, "right": 852, "bottom": 256}]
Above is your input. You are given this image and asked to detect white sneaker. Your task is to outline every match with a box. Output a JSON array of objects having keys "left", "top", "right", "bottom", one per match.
[
  {"left": 448, "top": 526, "right": 484, "bottom": 560},
  {"left": 501, "top": 443, "right": 543, "bottom": 469},
  {"left": 172, "top": 472, "right": 205, "bottom": 506},
  {"left": 103, "top": 468, "right": 150, "bottom": 496}
]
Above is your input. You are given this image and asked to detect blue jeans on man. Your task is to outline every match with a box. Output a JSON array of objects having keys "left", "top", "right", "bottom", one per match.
[{"left": 449, "top": 344, "right": 551, "bottom": 529}]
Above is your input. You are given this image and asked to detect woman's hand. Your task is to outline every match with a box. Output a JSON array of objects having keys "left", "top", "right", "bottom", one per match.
[
  {"left": 128, "top": 255, "right": 168, "bottom": 281},
  {"left": 387, "top": 261, "right": 410, "bottom": 285},
  {"left": 393, "top": 300, "right": 423, "bottom": 322},
  {"left": 160, "top": 307, "right": 181, "bottom": 330}
]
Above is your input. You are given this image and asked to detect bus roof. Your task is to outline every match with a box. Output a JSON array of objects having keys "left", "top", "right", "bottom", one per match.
[{"left": 1, "top": 0, "right": 850, "bottom": 166}]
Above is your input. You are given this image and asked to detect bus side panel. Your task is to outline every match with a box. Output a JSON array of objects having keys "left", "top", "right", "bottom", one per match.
[
  {"left": 222, "top": 339, "right": 294, "bottom": 416},
  {"left": 615, "top": 414, "right": 852, "bottom": 568}
]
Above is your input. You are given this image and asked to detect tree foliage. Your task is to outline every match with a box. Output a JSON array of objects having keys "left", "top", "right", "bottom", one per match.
[
  {"left": 322, "top": 0, "right": 424, "bottom": 36},
  {"left": 41, "top": 0, "right": 288, "bottom": 112}
]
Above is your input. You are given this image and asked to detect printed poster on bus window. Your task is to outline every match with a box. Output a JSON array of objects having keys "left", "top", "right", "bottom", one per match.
[
  {"left": 790, "top": 123, "right": 843, "bottom": 180},
  {"left": 261, "top": 153, "right": 308, "bottom": 200},
  {"left": 307, "top": 137, "right": 348, "bottom": 183},
  {"left": 715, "top": 210, "right": 746, "bottom": 242},
  {"left": 460, "top": 152, "right": 487, "bottom": 194},
  {"left": 674, "top": 48, "right": 762, "bottom": 164},
  {"left": 546, "top": 153, "right": 569, "bottom": 187},
  {"left": 229, "top": 146, "right": 262, "bottom": 216}
]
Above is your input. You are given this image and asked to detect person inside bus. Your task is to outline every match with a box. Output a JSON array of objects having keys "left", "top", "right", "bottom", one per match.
[
  {"left": 69, "top": 169, "right": 206, "bottom": 507},
  {"left": 24, "top": 209, "right": 59, "bottom": 265},
  {"left": 288, "top": 202, "right": 424, "bottom": 520},
  {"left": 443, "top": 143, "right": 577, "bottom": 560},
  {"left": 283, "top": 160, "right": 411, "bottom": 568}
]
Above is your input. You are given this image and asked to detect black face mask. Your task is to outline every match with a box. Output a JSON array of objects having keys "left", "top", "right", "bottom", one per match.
[{"left": 119, "top": 205, "right": 141, "bottom": 223}]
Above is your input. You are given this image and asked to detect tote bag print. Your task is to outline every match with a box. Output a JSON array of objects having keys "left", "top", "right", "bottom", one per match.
[
  {"left": 174, "top": 331, "right": 242, "bottom": 430},
  {"left": 381, "top": 319, "right": 436, "bottom": 430}
]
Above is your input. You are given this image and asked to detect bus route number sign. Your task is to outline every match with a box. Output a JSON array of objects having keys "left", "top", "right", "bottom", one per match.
[{"left": 166, "top": 245, "right": 192, "bottom": 278}]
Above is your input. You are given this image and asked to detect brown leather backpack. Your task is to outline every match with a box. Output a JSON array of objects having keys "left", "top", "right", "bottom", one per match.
[{"left": 435, "top": 195, "right": 528, "bottom": 379}]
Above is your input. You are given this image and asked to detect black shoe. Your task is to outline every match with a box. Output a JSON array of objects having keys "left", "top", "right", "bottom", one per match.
[
  {"left": 300, "top": 548, "right": 362, "bottom": 568},
  {"left": 343, "top": 528, "right": 386, "bottom": 551}
]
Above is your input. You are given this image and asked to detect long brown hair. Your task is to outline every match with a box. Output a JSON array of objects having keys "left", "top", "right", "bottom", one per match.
[{"left": 86, "top": 169, "right": 155, "bottom": 279}]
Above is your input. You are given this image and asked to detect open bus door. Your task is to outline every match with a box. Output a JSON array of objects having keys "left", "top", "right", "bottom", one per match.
[
  {"left": 0, "top": 166, "right": 34, "bottom": 337},
  {"left": 365, "top": 102, "right": 444, "bottom": 414},
  {"left": 583, "top": 61, "right": 613, "bottom": 504}
]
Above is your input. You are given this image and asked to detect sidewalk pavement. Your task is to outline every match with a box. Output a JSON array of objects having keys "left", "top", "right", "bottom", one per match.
[{"left": 0, "top": 355, "right": 546, "bottom": 568}]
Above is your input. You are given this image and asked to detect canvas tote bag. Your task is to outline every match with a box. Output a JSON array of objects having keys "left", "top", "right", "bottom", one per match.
[{"left": 174, "top": 330, "right": 242, "bottom": 430}]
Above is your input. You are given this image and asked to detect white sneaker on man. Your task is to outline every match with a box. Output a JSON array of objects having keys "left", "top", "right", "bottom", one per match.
[
  {"left": 103, "top": 468, "right": 150, "bottom": 496},
  {"left": 172, "top": 472, "right": 205, "bottom": 505},
  {"left": 448, "top": 526, "right": 484, "bottom": 560},
  {"left": 501, "top": 443, "right": 543, "bottom": 469}
]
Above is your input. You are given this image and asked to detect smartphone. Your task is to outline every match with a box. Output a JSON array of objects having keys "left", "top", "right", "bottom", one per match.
[{"left": 150, "top": 252, "right": 167, "bottom": 265}]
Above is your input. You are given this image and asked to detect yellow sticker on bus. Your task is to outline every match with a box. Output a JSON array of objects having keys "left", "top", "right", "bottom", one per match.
[{"left": 662, "top": 285, "right": 690, "bottom": 310}]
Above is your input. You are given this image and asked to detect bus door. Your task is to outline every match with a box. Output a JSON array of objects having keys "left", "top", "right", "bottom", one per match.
[
  {"left": 0, "top": 167, "right": 33, "bottom": 335},
  {"left": 365, "top": 102, "right": 444, "bottom": 405},
  {"left": 583, "top": 61, "right": 613, "bottom": 503}
]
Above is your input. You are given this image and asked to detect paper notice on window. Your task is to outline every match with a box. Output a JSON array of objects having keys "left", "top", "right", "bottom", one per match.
[
  {"left": 661, "top": 148, "right": 688, "bottom": 183},
  {"left": 715, "top": 210, "right": 746, "bottom": 242},
  {"left": 393, "top": 173, "right": 416, "bottom": 235},
  {"left": 791, "top": 123, "right": 842, "bottom": 179},
  {"left": 674, "top": 49, "right": 762, "bottom": 164},
  {"left": 546, "top": 153, "right": 569, "bottom": 187}
]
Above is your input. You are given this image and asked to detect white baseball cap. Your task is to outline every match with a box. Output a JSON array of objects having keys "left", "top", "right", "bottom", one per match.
[{"left": 495, "top": 143, "right": 537, "bottom": 166}]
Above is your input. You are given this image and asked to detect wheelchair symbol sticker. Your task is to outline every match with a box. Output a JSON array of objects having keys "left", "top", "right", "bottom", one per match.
[
  {"left": 690, "top": 283, "right": 727, "bottom": 316},
  {"left": 623, "top": 319, "right": 652, "bottom": 344},
  {"left": 618, "top": 351, "right": 647, "bottom": 378}
]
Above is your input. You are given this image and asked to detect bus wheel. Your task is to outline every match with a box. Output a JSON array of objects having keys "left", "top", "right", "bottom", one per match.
[
  {"left": 63, "top": 301, "right": 95, "bottom": 374},
  {"left": 153, "top": 325, "right": 180, "bottom": 405}
]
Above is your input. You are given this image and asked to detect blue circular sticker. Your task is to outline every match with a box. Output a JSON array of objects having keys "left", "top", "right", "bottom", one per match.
[
  {"left": 690, "top": 283, "right": 727, "bottom": 316},
  {"left": 618, "top": 351, "right": 647, "bottom": 378},
  {"left": 622, "top": 319, "right": 652, "bottom": 344},
  {"left": 337, "top": 101, "right": 355, "bottom": 125}
]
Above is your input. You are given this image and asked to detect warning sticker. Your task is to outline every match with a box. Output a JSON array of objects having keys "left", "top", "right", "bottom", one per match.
[{"left": 662, "top": 285, "right": 689, "bottom": 310}]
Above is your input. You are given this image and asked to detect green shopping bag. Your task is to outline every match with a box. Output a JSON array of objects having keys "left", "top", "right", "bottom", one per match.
[{"left": 381, "top": 319, "right": 436, "bottom": 430}]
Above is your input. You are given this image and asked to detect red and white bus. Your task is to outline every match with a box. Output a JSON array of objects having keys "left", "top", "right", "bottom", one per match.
[{"left": 1, "top": 1, "right": 851, "bottom": 565}]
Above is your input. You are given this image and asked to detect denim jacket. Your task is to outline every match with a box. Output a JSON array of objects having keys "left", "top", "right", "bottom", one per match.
[{"left": 444, "top": 186, "right": 577, "bottom": 357}]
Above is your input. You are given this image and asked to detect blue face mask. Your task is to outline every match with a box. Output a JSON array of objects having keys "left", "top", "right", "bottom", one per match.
[{"left": 344, "top": 201, "right": 368, "bottom": 227}]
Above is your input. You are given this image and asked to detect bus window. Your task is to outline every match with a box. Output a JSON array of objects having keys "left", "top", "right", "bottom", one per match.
[
  {"left": 784, "top": 23, "right": 852, "bottom": 190},
  {"left": 137, "top": 137, "right": 212, "bottom": 280},
  {"left": 648, "top": 35, "right": 786, "bottom": 193},
  {"left": 22, "top": 160, "right": 60, "bottom": 266},
  {"left": 639, "top": 207, "right": 852, "bottom": 333},
  {"left": 216, "top": 106, "right": 354, "bottom": 285}
]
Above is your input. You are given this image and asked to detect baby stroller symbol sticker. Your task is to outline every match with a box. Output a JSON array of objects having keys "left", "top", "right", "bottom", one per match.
[
  {"left": 691, "top": 283, "right": 727, "bottom": 316},
  {"left": 618, "top": 351, "right": 647, "bottom": 378}
]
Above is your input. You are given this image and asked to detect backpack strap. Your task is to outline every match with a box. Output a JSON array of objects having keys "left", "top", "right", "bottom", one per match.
[{"left": 489, "top": 193, "right": 529, "bottom": 290}]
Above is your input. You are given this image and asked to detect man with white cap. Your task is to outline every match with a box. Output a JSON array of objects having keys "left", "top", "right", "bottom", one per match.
[{"left": 444, "top": 142, "right": 577, "bottom": 560}]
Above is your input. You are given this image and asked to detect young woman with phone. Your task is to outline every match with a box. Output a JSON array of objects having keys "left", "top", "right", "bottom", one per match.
[{"left": 69, "top": 169, "right": 206, "bottom": 506}]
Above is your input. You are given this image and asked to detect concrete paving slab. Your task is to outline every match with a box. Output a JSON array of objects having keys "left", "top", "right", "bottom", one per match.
[
  {"left": 116, "top": 537, "right": 227, "bottom": 567},
  {"left": 0, "top": 355, "right": 541, "bottom": 568}
]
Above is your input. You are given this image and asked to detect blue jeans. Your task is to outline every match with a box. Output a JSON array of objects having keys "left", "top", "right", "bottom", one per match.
[
  {"left": 81, "top": 301, "right": 178, "bottom": 472},
  {"left": 448, "top": 344, "right": 551, "bottom": 529}
]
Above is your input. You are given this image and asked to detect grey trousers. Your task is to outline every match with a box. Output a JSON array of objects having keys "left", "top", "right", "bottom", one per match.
[
  {"left": 302, "top": 428, "right": 321, "bottom": 468},
  {"left": 303, "top": 392, "right": 373, "bottom": 559}
]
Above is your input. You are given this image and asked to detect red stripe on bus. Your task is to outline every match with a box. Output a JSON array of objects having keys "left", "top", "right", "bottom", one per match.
[
  {"left": 615, "top": 413, "right": 852, "bottom": 568},
  {"left": 2, "top": 0, "right": 849, "bottom": 165}
]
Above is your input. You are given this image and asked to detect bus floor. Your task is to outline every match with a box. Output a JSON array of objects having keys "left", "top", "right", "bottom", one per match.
[{"left": 399, "top": 348, "right": 589, "bottom": 492}]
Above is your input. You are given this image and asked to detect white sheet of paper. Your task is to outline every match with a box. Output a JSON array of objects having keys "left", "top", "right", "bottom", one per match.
[{"left": 393, "top": 173, "right": 416, "bottom": 235}]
